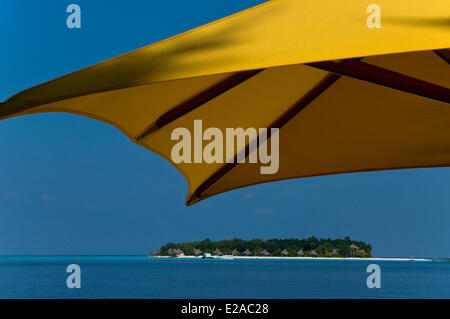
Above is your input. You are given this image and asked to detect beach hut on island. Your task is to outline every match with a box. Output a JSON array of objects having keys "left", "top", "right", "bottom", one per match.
[
  {"left": 297, "top": 249, "right": 304, "bottom": 257},
  {"left": 261, "top": 249, "right": 270, "bottom": 257},
  {"left": 167, "top": 248, "right": 177, "bottom": 257},
  {"left": 193, "top": 248, "right": 202, "bottom": 256},
  {"left": 330, "top": 248, "right": 339, "bottom": 256},
  {"left": 281, "top": 249, "right": 289, "bottom": 257},
  {"left": 175, "top": 248, "right": 185, "bottom": 257},
  {"left": 309, "top": 250, "right": 319, "bottom": 257},
  {"left": 243, "top": 249, "right": 252, "bottom": 256},
  {"left": 213, "top": 248, "right": 223, "bottom": 256},
  {"left": 231, "top": 249, "right": 240, "bottom": 256},
  {"left": 350, "top": 244, "right": 359, "bottom": 256}
]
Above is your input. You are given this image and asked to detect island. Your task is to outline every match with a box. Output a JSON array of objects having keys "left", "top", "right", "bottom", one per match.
[{"left": 150, "top": 237, "right": 372, "bottom": 258}]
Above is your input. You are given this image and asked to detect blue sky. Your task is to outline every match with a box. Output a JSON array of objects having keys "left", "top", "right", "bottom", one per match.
[{"left": 1, "top": 0, "right": 449, "bottom": 257}]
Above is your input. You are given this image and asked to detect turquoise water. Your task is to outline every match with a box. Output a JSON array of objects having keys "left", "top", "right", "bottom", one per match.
[{"left": 0, "top": 256, "right": 449, "bottom": 299}]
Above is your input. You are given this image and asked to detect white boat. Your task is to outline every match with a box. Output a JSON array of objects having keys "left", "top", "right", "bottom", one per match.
[{"left": 219, "top": 255, "right": 234, "bottom": 260}]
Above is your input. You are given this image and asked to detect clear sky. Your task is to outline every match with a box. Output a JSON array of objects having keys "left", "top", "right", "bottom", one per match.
[{"left": 1, "top": 0, "right": 449, "bottom": 258}]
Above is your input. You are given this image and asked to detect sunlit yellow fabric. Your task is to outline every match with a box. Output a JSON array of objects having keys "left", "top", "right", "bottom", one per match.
[
  {"left": 1, "top": 0, "right": 449, "bottom": 205},
  {"left": 202, "top": 60, "right": 450, "bottom": 203}
]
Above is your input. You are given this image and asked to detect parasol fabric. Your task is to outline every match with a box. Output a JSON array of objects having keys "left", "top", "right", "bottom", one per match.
[{"left": 1, "top": 0, "right": 449, "bottom": 205}]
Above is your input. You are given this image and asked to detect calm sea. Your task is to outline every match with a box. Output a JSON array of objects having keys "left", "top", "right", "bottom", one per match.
[{"left": 0, "top": 256, "right": 449, "bottom": 299}]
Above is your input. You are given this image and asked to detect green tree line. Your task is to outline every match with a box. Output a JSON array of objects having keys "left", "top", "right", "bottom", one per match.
[{"left": 158, "top": 237, "right": 372, "bottom": 257}]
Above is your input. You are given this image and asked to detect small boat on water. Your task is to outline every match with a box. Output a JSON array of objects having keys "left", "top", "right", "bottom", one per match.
[
  {"left": 219, "top": 255, "right": 234, "bottom": 260},
  {"left": 409, "top": 256, "right": 415, "bottom": 261},
  {"left": 202, "top": 253, "right": 234, "bottom": 260}
]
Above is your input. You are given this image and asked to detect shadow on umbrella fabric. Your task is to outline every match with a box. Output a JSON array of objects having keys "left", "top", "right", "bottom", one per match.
[{"left": 1, "top": 0, "right": 449, "bottom": 205}]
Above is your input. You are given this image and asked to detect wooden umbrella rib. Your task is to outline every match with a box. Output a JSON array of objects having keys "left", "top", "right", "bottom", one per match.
[
  {"left": 306, "top": 60, "right": 450, "bottom": 103},
  {"left": 194, "top": 73, "right": 341, "bottom": 199},
  {"left": 434, "top": 49, "right": 450, "bottom": 65},
  {"left": 193, "top": 55, "right": 450, "bottom": 201},
  {"left": 136, "top": 69, "right": 263, "bottom": 140}
]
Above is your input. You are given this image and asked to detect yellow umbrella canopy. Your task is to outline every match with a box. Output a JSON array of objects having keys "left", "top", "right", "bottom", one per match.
[{"left": 1, "top": 0, "right": 449, "bottom": 205}]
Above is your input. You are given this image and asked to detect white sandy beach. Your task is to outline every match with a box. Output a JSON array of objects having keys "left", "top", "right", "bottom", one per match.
[{"left": 152, "top": 255, "right": 431, "bottom": 261}]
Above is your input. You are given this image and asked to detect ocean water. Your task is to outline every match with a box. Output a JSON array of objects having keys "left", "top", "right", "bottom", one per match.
[{"left": 0, "top": 256, "right": 449, "bottom": 299}]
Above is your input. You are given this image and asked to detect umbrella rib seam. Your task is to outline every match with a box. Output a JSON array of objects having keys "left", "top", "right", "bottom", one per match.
[
  {"left": 434, "top": 49, "right": 450, "bottom": 65},
  {"left": 306, "top": 60, "right": 450, "bottom": 103},
  {"left": 192, "top": 72, "right": 341, "bottom": 202},
  {"left": 136, "top": 69, "right": 264, "bottom": 140}
]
